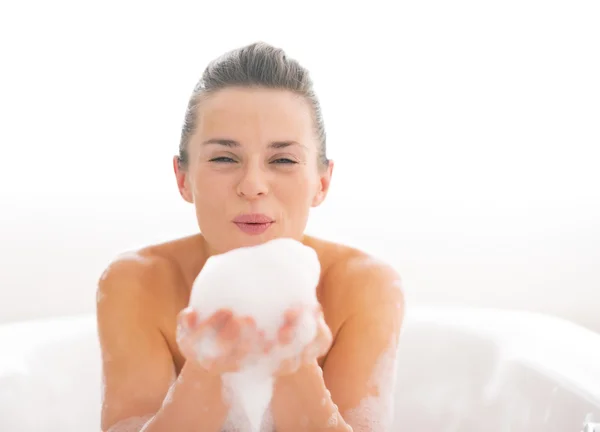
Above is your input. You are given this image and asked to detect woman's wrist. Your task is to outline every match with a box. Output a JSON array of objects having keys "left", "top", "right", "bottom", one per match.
[
  {"left": 147, "top": 361, "right": 228, "bottom": 432},
  {"left": 273, "top": 362, "right": 351, "bottom": 431},
  {"left": 182, "top": 360, "right": 223, "bottom": 383}
]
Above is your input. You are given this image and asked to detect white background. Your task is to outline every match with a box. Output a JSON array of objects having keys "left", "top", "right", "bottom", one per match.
[{"left": 1, "top": 1, "right": 599, "bottom": 331}]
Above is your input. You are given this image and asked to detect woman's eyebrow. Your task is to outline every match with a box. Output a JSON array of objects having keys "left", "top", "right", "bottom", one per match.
[
  {"left": 202, "top": 139, "right": 307, "bottom": 150},
  {"left": 201, "top": 138, "right": 239, "bottom": 148},
  {"left": 269, "top": 141, "right": 307, "bottom": 150}
]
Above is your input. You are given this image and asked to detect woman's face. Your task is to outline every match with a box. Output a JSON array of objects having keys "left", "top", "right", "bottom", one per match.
[{"left": 174, "top": 87, "right": 333, "bottom": 254}]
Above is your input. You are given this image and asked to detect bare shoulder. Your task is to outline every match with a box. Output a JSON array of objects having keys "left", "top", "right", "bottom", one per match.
[
  {"left": 329, "top": 246, "right": 403, "bottom": 310},
  {"left": 307, "top": 236, "right": 405, "bottom": 330},
  {"left": 98, "top": 252, "right": 173, "bottom": 301},
  {"left": 96, "top": 241, "right": 190, "bottom": 321}
]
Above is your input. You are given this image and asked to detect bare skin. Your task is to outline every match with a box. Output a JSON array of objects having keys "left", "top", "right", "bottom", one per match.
[
  {"left": 98, "top": 234, "right": 403, "bottom": 431},
  {"left": 97, "top": 87, "right": 405, "bottom": 432}
]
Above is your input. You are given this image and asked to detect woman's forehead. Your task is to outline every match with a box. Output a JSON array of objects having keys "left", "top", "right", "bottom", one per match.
[{"left": 195, "top": 88, "right": 315, "bottom": 144}]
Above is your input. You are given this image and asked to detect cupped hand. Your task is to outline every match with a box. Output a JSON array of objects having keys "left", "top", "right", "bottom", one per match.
[
  {"left": 272, "top": 304, "right": 333, "bottom": 376},
  {"left": 176, "top": 304, "right": 332, "bottom": 377},
  {"left": 176, "top": 307, "right": 268, "bottom": 375}
]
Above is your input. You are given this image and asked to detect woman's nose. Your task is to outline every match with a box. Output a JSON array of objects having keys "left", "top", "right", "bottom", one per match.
[{"left": 236, "top": 163, "right": 269, "bottom": 199}]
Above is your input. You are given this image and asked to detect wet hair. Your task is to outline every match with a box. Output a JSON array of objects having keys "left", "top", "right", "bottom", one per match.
[{"left": 177, "top": 41, "right": 328, "bottom": 170}]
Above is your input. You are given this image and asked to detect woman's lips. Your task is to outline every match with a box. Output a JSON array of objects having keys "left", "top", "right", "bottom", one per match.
[
  {"left": 234, "top": 221, "right": 274, "bottom": 235},
  {"left": 232, "top": 213, "right": 275, "bottom": 235}
]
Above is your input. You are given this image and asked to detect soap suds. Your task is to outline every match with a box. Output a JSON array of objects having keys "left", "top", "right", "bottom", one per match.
[
  {"left": 161, "top": 382, "right": 176, "bottom": 408},
  {"left": 326, "top": 412, "right": 339, "bottom": 427},
  {"left": 221, "top": 382, "right": 252, "bottom": 431},
  {"left": 343, "top": 338, "right": 399, "bottom": 432},
  {"left": 189, "top": 238, "right": 322, "bottom": 431},
  {"left": 193, "top": 327, "right": 222, "bottom": 360},
  {"left": 259, "top": 406, "right": 274, "bottom": 432},
  {"left": 96, "top": 289, "right": 106, "bottom": 304}
]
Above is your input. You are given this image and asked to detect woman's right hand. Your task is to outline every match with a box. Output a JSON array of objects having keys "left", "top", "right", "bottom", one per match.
[
  {"left": 176, "top": 307, "right": 268, "bottom": 375},
  {"left": 272, "top": 304, "right": 332, "bottom": 376}
]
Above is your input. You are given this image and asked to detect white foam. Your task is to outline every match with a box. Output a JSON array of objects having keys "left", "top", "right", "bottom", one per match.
[
  {"left": 343, "top": 338, "right": 399, "bottom": 432},
  {"left": 221, "top": 383, "right": 252, "bottom": 431},
  {"left": 189, "top": 238, "right": 321, "bottom": 431},
  {"left": 326, "top": 412, "right": 339, "bottom": 427},
  {"left": 259, "top": 406, "right": 274, "bottom": 432}
]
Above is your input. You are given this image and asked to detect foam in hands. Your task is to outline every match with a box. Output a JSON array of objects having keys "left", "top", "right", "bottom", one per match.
[{"left": 188, "top": 238, "right": 322, "bottom": 431}]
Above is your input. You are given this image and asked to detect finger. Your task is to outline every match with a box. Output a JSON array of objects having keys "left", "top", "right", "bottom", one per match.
[
  {"left": 194, "top": 309, "right": 232, "bottom": 335},
  {"left": 283, "top": 307, "right": 302, "bottom": 325},
  {"left": 237, "top": 331, "right": 254, "bottom": 354},
  {"left": 279, "top": 309, "right": 303, "bottom": 345},
  {"left": 263, "top": 334, "right": 275, "bottom": 354},
  {"left": 219, "top": 315, "right": 241, "bottom": 343},
  {"left": 177, "top": 307, "right": 198, "bottom": 331},
  {"left": 240, "top": 316, "right": 257, "bottom": 330},
  {"left": 278, "top": 325, "right": 295, "bottom": 345},
  {"left": 239, "top": 317, "right": 261, "bottom": 345},
  {"left": 186, "top": 311, "right": 232, "bottom": 360},
  {"left": 232, "top": 333, "right": 254, "bottom": 366},
  {"left": 212, "top": 309, "right": 234, "bottom": 329},
  {"left": 241, "top": 319, "right": 267, "bottom": 356}
]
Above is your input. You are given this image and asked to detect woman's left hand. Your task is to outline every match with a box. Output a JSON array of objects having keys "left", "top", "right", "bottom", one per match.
[{"left": 271, "top": 304, "right": 332, "bottom": 376}]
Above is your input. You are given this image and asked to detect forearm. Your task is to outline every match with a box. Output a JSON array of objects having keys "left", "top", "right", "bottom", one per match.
[
  {"left": 272, "top": 364, "right": 352, "bottom": 432},
  {"left": 137, "top": 363, "right": 229, "bottom": 432}
]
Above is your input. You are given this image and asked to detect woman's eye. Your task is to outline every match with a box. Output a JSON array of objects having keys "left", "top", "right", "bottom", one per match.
[
  {"left": 210, "top": 157, "right": 236, "bottom": 163},
  {"left": 272, "top": 158, "right": 298, "bottom": 164}
]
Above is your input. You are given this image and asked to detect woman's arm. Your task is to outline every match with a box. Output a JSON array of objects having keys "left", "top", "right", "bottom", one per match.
[
  {"left": 97, "top": 255, "right": 229, "bottom": 432},
  {"left": 271, "top": 259, "right": 405, "bottom": 432},
  {"left": 136, "top": 362, "right": 227, "bottom": 432},
  {"left": 272, "top": 362, "right": 352, "bottom": 432}
]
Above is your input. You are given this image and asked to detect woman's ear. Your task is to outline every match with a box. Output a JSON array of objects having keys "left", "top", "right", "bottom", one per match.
[
  {"left": 312, "top": 160, "right": 334, "bottom": 207},
  {"left": 173, "top": 155, "right": 194, "bottom": 203}
]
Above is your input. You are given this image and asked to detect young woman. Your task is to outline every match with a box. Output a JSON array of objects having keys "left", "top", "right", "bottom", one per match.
[{"left": 97, "top": 42, "right": 404, "bottom": 432}]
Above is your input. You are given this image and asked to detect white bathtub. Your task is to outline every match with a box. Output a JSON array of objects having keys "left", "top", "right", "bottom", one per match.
[{"left": 0, "top": 306, "right": 599, "bottom": 432}]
